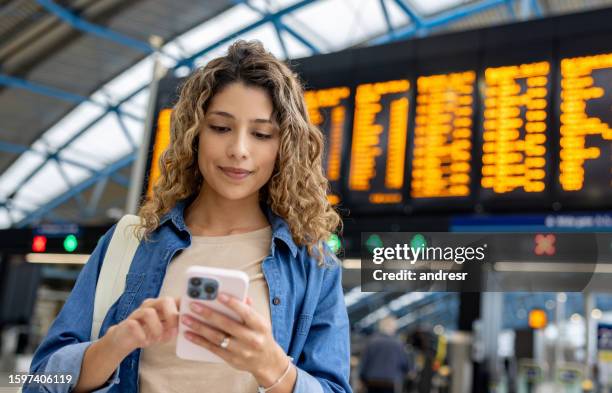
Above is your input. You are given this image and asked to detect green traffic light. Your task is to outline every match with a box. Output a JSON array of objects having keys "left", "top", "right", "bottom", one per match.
[
  {"left": 410, "top": 233, "right": 427, "bottom": 249},
  {"left": 64, "top": 234, "right": 78, "bottom": 253},
  {"left": 327, "top": 234, "right": 341, "bottom": 254},
  {"left": 366, "top": 234, "right": 383, "bottom": 253}
]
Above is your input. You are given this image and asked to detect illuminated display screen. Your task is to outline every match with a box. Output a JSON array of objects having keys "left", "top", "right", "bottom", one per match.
[
  {"left": 304, "top": 86, "right": 351, "bottom": 205},
  {"left": 145, "top": 12, "right": 612, "bottom": 214},
  {"left": 347, "top": 79, "right": 410, "bottom": 206},
  {"left": 480, "top": 61, "right": 551, "bottom": 197},
  {"left": 146, "top": 108, "right": 172, "bottom": 199},
  {"left": 559, "top": 53, "right": 612, "bottom": 199},
  {"left": 411, "top": 71, "right": 476, "bottom": 198}
]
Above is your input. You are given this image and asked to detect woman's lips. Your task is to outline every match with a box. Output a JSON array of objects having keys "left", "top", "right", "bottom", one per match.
[{"left": 219, "top": 166, "right": 252, "bottom": 180}]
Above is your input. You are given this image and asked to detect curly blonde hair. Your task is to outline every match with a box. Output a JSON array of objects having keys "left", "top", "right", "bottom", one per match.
[{"left": 138, "top": 40, "right": 343, "bottom": 266}]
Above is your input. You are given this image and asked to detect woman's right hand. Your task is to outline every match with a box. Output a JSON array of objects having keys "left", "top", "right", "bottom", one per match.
[
  {"left": 104, "top": 296, "right": 180, "bottom": 355},
  {"left": 73, "top": 297, "right": 180, "bottom": 393}
]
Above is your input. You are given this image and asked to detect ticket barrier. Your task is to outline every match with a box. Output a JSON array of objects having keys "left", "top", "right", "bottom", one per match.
[
  {"left": 555, "top": 364, "right": 583, "bottom": 393},
  {"left": 517, "top": 360, "right": 543, "bottom": 393}
]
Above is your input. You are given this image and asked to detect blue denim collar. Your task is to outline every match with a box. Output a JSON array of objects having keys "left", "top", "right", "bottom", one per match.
[{"left": 159, "top": 198, "right": 298, "bottom": 258}]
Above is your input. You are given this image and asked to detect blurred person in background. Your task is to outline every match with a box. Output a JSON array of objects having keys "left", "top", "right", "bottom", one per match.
[
  {"left": 359, "top": 316, "right": 410, "bottom": 393},
  {"left": 408, "top": 329, "right": 436, "bottom": 393}
]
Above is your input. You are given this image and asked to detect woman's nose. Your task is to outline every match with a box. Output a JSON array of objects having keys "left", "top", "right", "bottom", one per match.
[{"left": 227, "top": 129, "right": 249, "bottom": 159}]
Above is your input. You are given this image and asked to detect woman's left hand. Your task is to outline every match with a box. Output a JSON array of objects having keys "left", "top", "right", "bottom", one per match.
[{"left": 181, "top": 293, "right": 294, "bottom": 388}]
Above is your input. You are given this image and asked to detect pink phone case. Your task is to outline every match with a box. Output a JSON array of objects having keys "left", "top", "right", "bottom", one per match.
[{"left": 176, "top": 266, "right": 249, "bottom": 362}]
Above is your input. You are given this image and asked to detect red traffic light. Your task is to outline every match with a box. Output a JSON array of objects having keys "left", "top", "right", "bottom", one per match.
[{"left": 32, "top": 235, "right": 47, "bottom": 253}]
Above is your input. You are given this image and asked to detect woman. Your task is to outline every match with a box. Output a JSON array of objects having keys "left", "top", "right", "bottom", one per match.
[{"left": 27, "top": 40, "right": 351, "bottom": 393}]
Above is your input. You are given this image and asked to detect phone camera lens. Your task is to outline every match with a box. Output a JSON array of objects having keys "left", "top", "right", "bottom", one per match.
[
  {"left": 204, "top": 285, "right": 215, "bottom": 294},
  {"left": 190, "top": 277, "right": 202, "bottom": 286},
  {"left": 189, "top": 289, "right": 200, "bottom": 298}
]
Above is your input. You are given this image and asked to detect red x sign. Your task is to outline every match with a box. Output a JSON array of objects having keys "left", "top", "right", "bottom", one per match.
[{"left": 534, "top": 234, "right": 556, "bottom": 256}]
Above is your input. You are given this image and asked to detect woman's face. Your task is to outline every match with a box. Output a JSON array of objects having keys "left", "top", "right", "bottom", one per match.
[{"left": 198, "top": 82, "right": 280, "bottom": 202}]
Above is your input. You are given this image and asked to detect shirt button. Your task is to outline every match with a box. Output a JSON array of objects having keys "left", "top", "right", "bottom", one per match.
[{"left": 273, "top": 297, "right": 281, "bottom": 305}]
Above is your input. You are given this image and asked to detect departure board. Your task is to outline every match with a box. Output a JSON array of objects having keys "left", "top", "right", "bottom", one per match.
[
  {"left": 347, "top": 79, "right": 411, "bottom": 207},
  {"left": 480, "top": 61, "right": 551, "bottom": 198},
  {"left": 559, "top": 53, "right": 612, "bottom": 199},
  {"left": 411, "top": 71, "right": 476, "bottom": 198},
  {"left": 144, "top": 9, "right": 612, "bottom": 214},
  {"left": 146, "top": 108, "right": 172, "bottom": 198},
  {"left": 304, "top": 86, "right": 351, "bottom": 205}
]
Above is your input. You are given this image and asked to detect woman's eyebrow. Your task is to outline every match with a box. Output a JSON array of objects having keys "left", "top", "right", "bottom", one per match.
[{"left": 209, "top": 110, "right": 273, "bottom": 124}]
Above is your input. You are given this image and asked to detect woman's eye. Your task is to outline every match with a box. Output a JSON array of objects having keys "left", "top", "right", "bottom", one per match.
[
  {"left": 254, "top": 132, "right": 272, "bottom": 139},
  {"left": 211, "top": 125, "right": 230, "bottom": 132}
]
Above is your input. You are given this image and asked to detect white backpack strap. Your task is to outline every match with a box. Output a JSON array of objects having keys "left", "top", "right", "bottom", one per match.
[{"left": 91, "top": 214, "right": 143, "bottom": 341}]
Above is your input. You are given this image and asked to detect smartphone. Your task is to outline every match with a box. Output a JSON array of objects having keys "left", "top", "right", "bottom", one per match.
[{"left": 176, "top": 265, "right": 249, "bottom": 362}]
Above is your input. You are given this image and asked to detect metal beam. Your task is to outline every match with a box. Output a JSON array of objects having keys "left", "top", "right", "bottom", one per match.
[
  {"left": 1, "top": 200, "right": 29, "bottom": 217},
  {"left": 379, "top": 0, "right": 396, "bottom": 40},
  {"left": 238, "top": 0, "right": 321, "bottom": 55},
  {"left": 0, "top": 73, "right": 95, "bottom": 105},
  {"left": 505, "top": 0, "right": 517, "bottom": 20},
  {"left": 3, "top": 77, "right": 145, "bottom": 227},
  {"left": 175, "top": 0, "right": 318, "bottom": 69},
  {"left": 421, "top": 0, "right": 507, "bottom": 31},
  {"left": 272, "top": 19, "right": 289, "bottom": 59},
  {"left": 0, "top": 140, "right": 130, "bottom": 188},
  {"left": 0, "top": 74, "right": 144, "bottom": 122},
  {"left": 7, "top": 84, "right": 147, "bottom": 200},
  {"left": 37, "top": 0, "right": 153, "bottom": 55},
  {"left": 0, "top": 139, "right": 98, "bottom": 172},
  {"left": 0, "top": 140, "right": 36, "bottom": 155},
  {"left": 520, "top": 0, "right": 531, "bottom": 19},
  {"left": 282, "top": 12, "right": 328, "bottom": 53},
  {"left": 392, "top": 0, "right": 423, "bottom": 28},
  {"left": 86, "top": 176, "right": 109, "bottom": 218},
  {"left": 16, "top": 153, "right": 136, "bottom": 227},
  {"left": 371, "top": 0, "right": 507, "bottom": 45},
  {"left": 277, "top": 20, "right": 320, "bottom": 54},
  {"left": 51, "top": 157, "right": 87, "bottom": 211},
  {"left": 111, "top": 109, "right": 137, "bottom": 151},
  {"left": 106, "top": 172, "right": 130, "bottom": 188},
  {"left": 531, "top": 0, "right": 542, "bottom": 17}
]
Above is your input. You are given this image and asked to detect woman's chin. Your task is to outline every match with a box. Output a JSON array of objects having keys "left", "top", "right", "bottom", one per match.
[{"left": 215, "top": 188, "right": 258, "bottom": 202}]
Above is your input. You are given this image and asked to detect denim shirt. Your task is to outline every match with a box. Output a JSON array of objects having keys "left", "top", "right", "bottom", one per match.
[{"left": 26, "top": 200, "right": 352, "bottom": 393}]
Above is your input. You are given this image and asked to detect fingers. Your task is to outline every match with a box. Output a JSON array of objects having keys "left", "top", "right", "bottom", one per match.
[
  {"left": 128, "top": 297, "right": 181, "bottom": 345},
  {"left": 218, "top": 293, "right": 265, "bottom": 331},
  {"left": 188, "top": 302, "right": 252, "bottom": 339},
  {"left": 131, "top": 307, "right": 163, "bottom": 342},
  {"left": 180, "top": 295, "right": 278, "bottom": 373},
  {"left": 123, "top": 319, "right": 148, "bottom": 346},
  {"left": 184, "top": 330, "right": 234, "bottom": 363},
  {"left": 181, "top": 314, "right": 226, "bottom": 347},
  {"left": 141, "top": 297, "right": 180, "bottom": 328}
]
